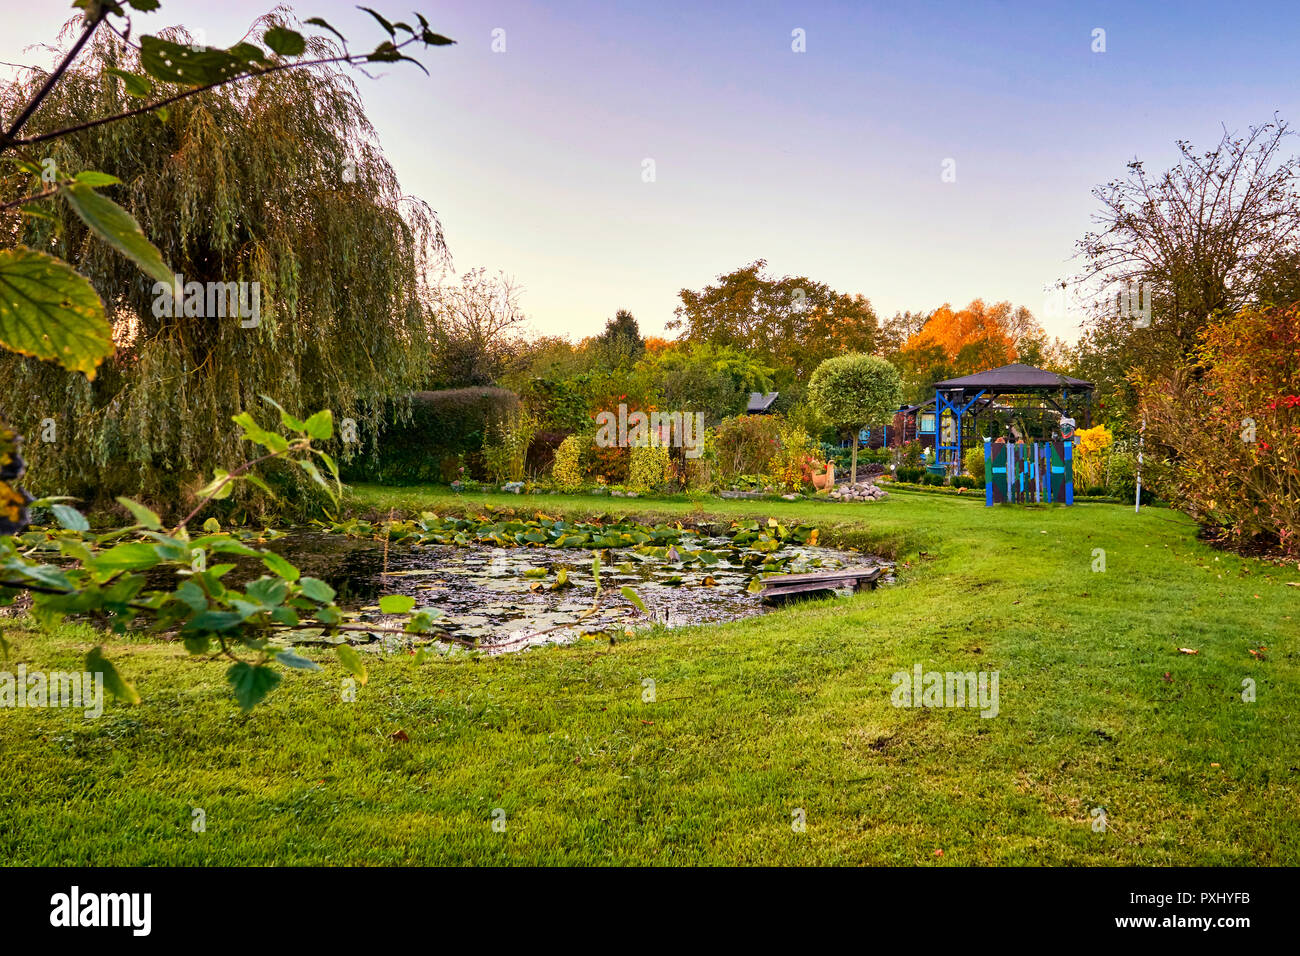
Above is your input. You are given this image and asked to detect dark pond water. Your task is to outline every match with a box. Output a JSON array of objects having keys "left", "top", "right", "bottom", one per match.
[{"left": 253, "top": 532, "right": 885, "bottom": 654}]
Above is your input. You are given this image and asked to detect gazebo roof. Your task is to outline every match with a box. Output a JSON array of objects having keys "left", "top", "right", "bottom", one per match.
[{"left": 934, "top": 363, "right": 1093, "bottom": 391}]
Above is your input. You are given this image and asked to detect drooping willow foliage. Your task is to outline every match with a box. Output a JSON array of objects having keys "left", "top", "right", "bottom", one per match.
[{"left": 0, "top": 13, "right": 445, "bottom": 516}]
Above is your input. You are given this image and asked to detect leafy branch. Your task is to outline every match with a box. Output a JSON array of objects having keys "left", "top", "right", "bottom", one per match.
[{"left": 0, "top": 403, "right": 466, "bottom": 710}]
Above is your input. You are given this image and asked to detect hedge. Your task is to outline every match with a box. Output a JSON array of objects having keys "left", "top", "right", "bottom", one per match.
[{"left": 347, "top": 387, "right": 521, "bottom": 484}]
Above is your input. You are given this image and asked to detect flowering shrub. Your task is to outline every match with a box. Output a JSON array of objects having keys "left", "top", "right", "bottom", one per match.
[
  {"left": 1140, "top": 303, "right": 1300, "bottom": 552},
  {"left": 770, "top": 422, "right": 820, "bottom": 491},
  {"left": 1071, "top": 424, "right": 1113, "bottom": 490}
]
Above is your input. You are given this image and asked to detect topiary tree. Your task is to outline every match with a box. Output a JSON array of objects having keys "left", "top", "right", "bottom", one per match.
[{"left": 807, "top": 353, "right": 902, "bottom": 485}]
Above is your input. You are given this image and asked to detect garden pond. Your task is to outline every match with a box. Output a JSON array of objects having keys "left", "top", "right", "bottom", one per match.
[{"left": 245, "top": 512, "right": 891, "bottom": 654}]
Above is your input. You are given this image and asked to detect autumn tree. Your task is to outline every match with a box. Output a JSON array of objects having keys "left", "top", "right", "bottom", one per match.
[
  {"left": 889, "top": 299, "right": 1050, "bottom": 401},
  {"left": 667, "top": 260, "right": 879, "bottom": 389},
  {"left": 1076, "top": 119, "right": 1300, "bottom": 363}
]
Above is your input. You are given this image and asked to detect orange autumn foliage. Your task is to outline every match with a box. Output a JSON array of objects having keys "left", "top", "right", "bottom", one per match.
[{"left": 903, "top": 299, "right": 1021, "bottom": 371}]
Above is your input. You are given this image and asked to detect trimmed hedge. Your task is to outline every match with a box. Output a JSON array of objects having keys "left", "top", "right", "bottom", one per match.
[{"left": 349, "top": 387, "right": 521, "bottom": 484}]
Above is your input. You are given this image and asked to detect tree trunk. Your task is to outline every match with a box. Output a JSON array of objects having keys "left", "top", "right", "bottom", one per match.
[{"left": 850, "top": 431, "right": 859, "bottom": 485}]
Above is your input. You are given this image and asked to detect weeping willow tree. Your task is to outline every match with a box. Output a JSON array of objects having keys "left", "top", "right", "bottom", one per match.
[{"left": 0, "top": 12, "right": 445, "bottom": 515}]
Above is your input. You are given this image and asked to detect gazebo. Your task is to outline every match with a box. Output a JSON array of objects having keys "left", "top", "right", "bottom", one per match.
[{"left": 931, "top": 363, "right": 1094, "bottom": 471}]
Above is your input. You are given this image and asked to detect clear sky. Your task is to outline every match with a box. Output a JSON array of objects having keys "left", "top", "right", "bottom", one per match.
[{"left": 3, "top": 0, "right": 1298, "bottom": 342}]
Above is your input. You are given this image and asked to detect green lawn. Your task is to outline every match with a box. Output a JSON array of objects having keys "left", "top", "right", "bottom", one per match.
[{"left": 2, "top": 484, "right": 1296, "bottom": 864}]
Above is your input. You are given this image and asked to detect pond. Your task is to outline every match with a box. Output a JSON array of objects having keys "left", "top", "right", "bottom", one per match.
[{"left": 253, "top": 522, "right": 888, "bottom": 654}]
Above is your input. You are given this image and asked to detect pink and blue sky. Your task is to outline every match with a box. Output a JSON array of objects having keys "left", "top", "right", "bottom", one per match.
[{"left": 3, "top": 0, "right": 1297, "bottom": 341}]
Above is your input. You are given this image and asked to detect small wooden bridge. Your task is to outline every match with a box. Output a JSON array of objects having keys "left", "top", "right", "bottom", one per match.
[{"left": 759, "top": 566, "right": 884, "bottom": 601}]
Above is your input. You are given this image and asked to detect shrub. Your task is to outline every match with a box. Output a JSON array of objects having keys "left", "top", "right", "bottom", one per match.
[
  {"left": 628, "top": 438, "right": 672, "bottom": 492},
  {"left": 894, "top": 467, "right": 924, "bottom": 483},
  {"left": 586, "top": 440, "right": 629, "bottom": 485},
  {"left": 1105, "top": 444, "right": 1155, "bottom": 504},
  {"left": 1072, "top": 424, "right": 1113, "bottom": 490},
  {"left": 771, "top": 421, "right": 820, "bottom": 491},
  {"left": 963, "top": 444, "right": 985, "bottom": 482},
  {"left": 1141, "top": 303, "right": 1299, "bottom": 551},
  {"left": 715, "top": 414, "right": 785, "bottom": 479},
  {"left": 683, "top": 427, "right": 718, "bottom": 491},
  {"left": 520, "top": 377, "right": 592, "bottom": 432},
  {"left": 551, "top": 435, "right": 584, "bottom": 488},
  {"left": 951, "top": 475, "right": 977, "bottom": 489},
  {"left": 482, "top": 406, "right": 538, "bottom": 483},
  {"left": 900, "top": 440, "right": 925, "bottom": 467}
]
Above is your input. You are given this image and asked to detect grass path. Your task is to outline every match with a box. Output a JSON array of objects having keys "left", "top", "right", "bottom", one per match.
[{"left": 2, "top": 486, "right": 1296, "bottom": 864}]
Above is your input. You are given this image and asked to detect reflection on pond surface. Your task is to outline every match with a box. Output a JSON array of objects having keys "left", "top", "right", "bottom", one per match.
[{"left": 261, "top": 530, "right": 885, "bottom": 653}]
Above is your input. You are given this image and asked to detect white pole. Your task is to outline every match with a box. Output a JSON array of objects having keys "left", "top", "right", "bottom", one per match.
[{"left": 1135, "top": 414, "right": 1145, "bottom": 514}]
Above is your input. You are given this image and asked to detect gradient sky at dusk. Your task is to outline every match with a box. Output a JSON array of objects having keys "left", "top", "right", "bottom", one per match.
[{"left": 3, "top": 0, "right": 1298, "bottom": 342}]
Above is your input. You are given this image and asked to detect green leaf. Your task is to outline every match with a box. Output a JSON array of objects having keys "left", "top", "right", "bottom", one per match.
[
  {"left": 420, "top": 29, "right": 456, "bottom": 46},
  {"left": 297, "top": 458, "right": 336, "bottom": 501},
  {"left": 182, "top": 633, "right": 210, "bottom": 654},
  {"left": 275, "top": 648, "right": 320, "bottom": 670},
  {"left": 185, "top": 610, "right": 244, "bottom": 632},
  {"left": 50, "top": 503, "right": 89, "bottom": 532},
  {"left": 246, "top": 576, "right": 288, "bottom": 606},
  {"left": 0, "top": 245, "right": 112, "bottom": 379},
  {"left": 305, "top": 16, "right": 348, "bottom": 46},
  {"left": 90, "top": 541, "right": 162, "bottom": 573},
  {"left": 116, "top": 496, "right": 163, "bottom": 530},
  {"left": 303, "top": 409, "right": 333, "bottom": 440},
  {"left": 86, "top": 646, "right": 140, "bottom": 705},
  {"left": 232, "top": 411, "right": 290, "bottom": 453},
  {"left": 257, "top": 395, "right": 304, "bottom": 432},
  {"left": 298, "top": 576, "right": 335, "bottom": 603},
  {"left": 18, "top": 204, "right": 57, "bottom": 224},
  {"left": 227, "top": 661, "right": 281, "bottom": 711},
  {"left": 174, "top": 579, "right": 208, "bottom": 612},
  {"left": 1, "top": 157, "right": 41, "bottom": 175},
  {"left": 226, "top": 42, "right": 269, "bottom": 67},
  {"left": 139, "top": 36, "right": 255, "bottom": 87},
  {"left": 72, "top": 170, "right": 123, "bottom": 187},
  {"left": 336, "top": 644, "right": 367, "bottom": 684},
  {"left": 198, "top": 469, "right": 234, "bottom": 500},
  {"left": 202, "top": 516, "right": 221, "bottom": 533},
  {"left": 358, "top": 6, "right": 396, "bottom": 36},
  {"left": 620, "top": 586, "right": 648, "bottom": 614},
  {"left": 60, "top": 183, "right": 174, "bottom": 287},
  {"left": 264, "top": 26, "right": 306, "bottom": 56},
  {"left": 378, "top": 594, "right": 415, "bottom": 614},
  {"left": 261, "top": 552, "right": 300, "bottom": 582},
  {"left": 105, "top": 68, "right": 153, "bottom": 99}
]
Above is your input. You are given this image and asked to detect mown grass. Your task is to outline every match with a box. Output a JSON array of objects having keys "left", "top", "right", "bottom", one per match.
[{"left": 1, "top": 484, "right": 1296, "bottom": 864}]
